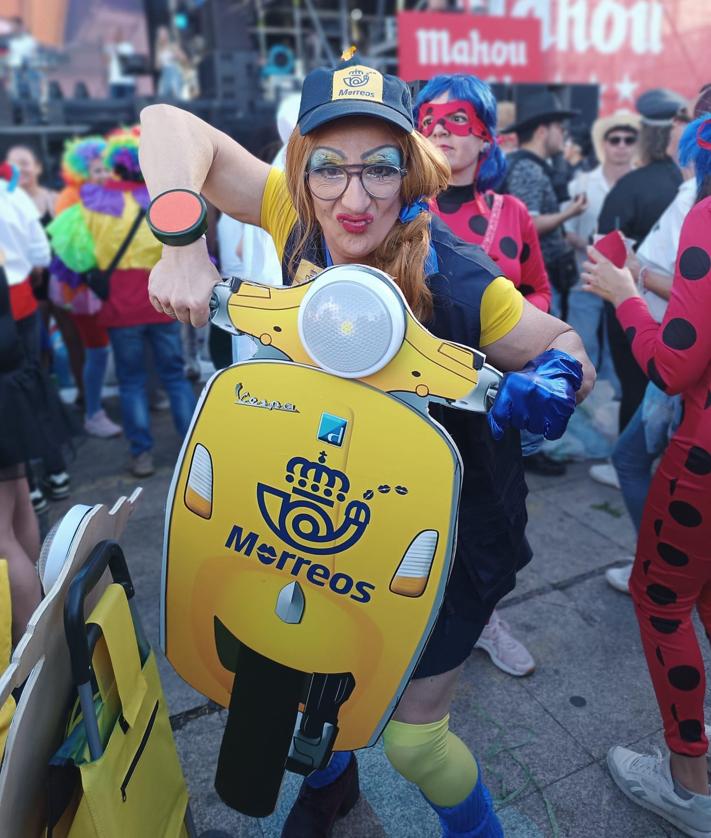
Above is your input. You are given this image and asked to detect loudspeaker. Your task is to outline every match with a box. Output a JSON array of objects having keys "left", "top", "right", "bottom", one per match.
[
  {"left": 198, "top": 50, "right": 259, "bottom": 106},
  {"left": 198, "top": 0, "right": 254, "bottom": 51}
]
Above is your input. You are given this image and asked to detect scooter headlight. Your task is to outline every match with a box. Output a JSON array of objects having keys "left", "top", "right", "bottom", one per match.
[
  {"left": 298, "top": 266, "right": 406, "bottom": 379},
  {"left": 185, "top": 443, "right": 213, "bottom": 519}
]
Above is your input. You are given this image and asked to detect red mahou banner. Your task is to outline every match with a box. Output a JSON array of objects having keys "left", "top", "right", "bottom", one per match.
[{"left": 398, "top": 12, "right": 543, "bottom": 83}]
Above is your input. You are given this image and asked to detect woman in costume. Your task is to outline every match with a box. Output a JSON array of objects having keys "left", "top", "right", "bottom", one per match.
[
  {"left": 414, "top": 73, "right": 552, "bottom": 679},
  {"left": 49, "top": 136, "right": 122, "bottom": 439},
  {"left": 139, "top": 53, "right": 594, "bottom": 837},
  {"left": 48, "top": 130, "right": 196, "bottom": 478},
  {"left": 583, "top": 114, "right": 711, "bottom": 835}
]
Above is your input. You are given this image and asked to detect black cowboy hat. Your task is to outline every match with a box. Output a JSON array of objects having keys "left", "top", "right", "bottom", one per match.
[{"left": 504, "top": 90, "right": 579, "bottom": 135}]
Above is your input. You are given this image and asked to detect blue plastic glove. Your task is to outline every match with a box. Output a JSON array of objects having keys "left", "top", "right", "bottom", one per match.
[{"left": 488, "top": 349, "right": 583, "bottom": 441}]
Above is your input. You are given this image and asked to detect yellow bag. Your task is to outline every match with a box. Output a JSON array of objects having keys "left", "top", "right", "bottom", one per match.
[
  {"left": 57, "top": 579, "right": 188, "bottom": 838},
  {"left": 0, "top": 560, "right": 15, "bottom": 761}
]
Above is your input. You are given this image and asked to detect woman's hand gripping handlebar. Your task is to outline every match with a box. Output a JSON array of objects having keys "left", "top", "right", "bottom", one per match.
[{"left": 148, "top": 237, "right": 222, "bottom": 327}]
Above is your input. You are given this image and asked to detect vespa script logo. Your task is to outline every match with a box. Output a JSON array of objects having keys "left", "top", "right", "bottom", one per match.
[
  {"left": 234, "top": 382, "right": 298, "bottom": 413},
  {"left": 256, "top": 453, "right": 370, "bottom": 556}
]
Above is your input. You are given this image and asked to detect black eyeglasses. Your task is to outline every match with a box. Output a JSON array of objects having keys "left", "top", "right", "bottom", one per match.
[
  {"left": 606, "top": 135, "right": 637, "bottom": 146},
  {"left": 306, "top": 164, "right": 407, "bottom": 201}
]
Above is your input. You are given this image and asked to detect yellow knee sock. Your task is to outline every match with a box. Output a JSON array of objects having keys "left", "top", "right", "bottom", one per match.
[{"left": 382, "top": 714, "right": 478, "bottom": 807}]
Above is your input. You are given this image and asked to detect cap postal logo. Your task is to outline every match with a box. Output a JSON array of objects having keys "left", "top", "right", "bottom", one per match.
[{"left": 332, "top": 65, "right": 383, "bottom": 103}]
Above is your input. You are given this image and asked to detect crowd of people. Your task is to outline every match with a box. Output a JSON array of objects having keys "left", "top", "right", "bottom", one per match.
[{"left": 1, "top": 44, "right": 710, "bottom": 836}]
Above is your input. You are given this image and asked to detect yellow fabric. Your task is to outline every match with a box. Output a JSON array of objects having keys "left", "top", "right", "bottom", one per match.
[
  {"left": 260, "top": 167, "right": 298, "bottom": 261},
  {"left": 86, "top": 584, "right": 146, "bottom": 728},
  {"left": 479, "top": 276, "right": 524, "bottom": 346},
  {"left": 383, "top": 714, "right": 478, "bottom": 807},
  {"left": 260, "top": 170, "right": 523, "bottom": 346},
  {"left": 0, "top": 561, "right": 15, "bottom": 761},
  {"left": 67, "top": 584, "right": 188, "bottom": 838},
  {"left": 84, "top": 193, "right": 162, "bottom": 271}
]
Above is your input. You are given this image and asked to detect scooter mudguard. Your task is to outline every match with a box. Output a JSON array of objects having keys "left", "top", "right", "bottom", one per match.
[{"left": 163, "top": 359, "right": 460, "bottom": 751}]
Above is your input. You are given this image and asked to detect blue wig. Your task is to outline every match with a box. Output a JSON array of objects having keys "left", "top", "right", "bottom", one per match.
[
  {"left": 679, "top": 112, "right": 711, "bottom": 189},
  {"left": 413, "top": 74, "right": 507, "bottom": 192}
]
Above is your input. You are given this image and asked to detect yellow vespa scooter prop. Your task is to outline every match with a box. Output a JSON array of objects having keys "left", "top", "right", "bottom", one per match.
[{"left": 162, "top": 265, "right": 502, "bottom": 816}]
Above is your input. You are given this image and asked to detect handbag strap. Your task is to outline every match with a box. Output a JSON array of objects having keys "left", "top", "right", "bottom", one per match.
[
  {"left": 480, "top": 193, "right": 504, "bottom": 256},
  {"left": 87, "top": 583, "right": 147, "bottom": 728},
  {"left": 103, "top": 207, "right": 146, "bottom": 277}
]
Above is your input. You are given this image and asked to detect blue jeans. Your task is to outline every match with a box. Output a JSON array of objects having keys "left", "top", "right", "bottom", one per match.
[
  {"left": 567, "top": 289, "right": 619, "bottom": 396},
  {"left": 109, "top": 322, "right": 197, "bottom": 456},
  {"left": 610, "top": 401, "right": 658, "bottom": 534}
]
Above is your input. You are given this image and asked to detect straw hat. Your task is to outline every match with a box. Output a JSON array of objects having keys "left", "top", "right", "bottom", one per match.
[{"left": 591, "top": 110, "right": 640, "bottom": 165}]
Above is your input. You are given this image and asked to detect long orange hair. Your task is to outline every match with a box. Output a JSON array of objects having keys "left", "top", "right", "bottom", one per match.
[{"left": 284, "top": 121, "right": 450, "bottom": 322}]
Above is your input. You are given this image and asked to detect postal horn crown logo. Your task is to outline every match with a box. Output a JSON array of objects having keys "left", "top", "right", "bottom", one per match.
[
  {"left": 257, "top": 453, "right": 370, "bottom": 555},
  {"left": 332, "top": 65, "right": 383, "bottom": 104}
]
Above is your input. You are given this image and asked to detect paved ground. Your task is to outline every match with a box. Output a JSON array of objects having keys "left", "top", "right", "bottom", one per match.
[{"left": 44, "top": 397, "right": 711, "bottom": 838}]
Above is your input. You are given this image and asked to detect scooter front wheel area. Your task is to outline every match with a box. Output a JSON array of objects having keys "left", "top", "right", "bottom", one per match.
[{"left": 214, "top": 642, "right": 305, "bottom": 817}]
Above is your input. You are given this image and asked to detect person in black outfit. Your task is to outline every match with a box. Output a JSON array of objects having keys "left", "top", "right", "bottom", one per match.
[{"left": 597, "top": 88, "right": 686, "bottom": 430}]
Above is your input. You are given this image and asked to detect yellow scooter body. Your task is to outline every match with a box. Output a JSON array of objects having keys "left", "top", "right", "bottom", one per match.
[
  {"left": 162, "top": 266, "right": 502, "bottom": 779},
  {"left": 163, "top": 359, "right": 461, "bottom": 749}
]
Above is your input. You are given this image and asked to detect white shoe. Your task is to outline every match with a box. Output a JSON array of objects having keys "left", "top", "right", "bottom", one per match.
[
  {"left": 607, "top": 746, "right": 711, "bottom": 837},
  {"left": 474, "top": 610, "right": 535, "bottom": 677},
  {"left": 589, "top": 462, "right": 621, "bottom": 490},
  {"left": 84, "top": 410, "right": 122, "bottom": 439},
  {"left": 605, "top": 563, "right": 633, "bottom": 594}
]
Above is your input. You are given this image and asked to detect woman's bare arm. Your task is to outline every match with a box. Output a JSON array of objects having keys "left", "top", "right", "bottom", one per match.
[
  {"left": 482, "top": 301, "right": 596, "bottom": 402},
  {"left": 139, "top": 104, "right": 270, "bottom": 225}
]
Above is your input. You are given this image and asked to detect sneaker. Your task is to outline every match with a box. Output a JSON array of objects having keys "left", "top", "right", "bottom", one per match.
[
  {"left": 589, "top": 462, "right": 621, "bottom": 490},
  {"left": 43, "top": 471, "right": 70, "bottom": 500},
  {"left": 30, "top": 486, "right": 48, "bottom": 514},
  {"left": 84, "top": 410, "right": 122, "bottom": 439},
  {"left": 131, "top": 451, "right": 155, "bottom": 478},
  {"left": 474, "top": 610, "right": 535, "bottom": 677},
  {"left": 607, "top": 746, "right": 711, "bottom": 837},
  {"left": 605, "top": 563, "right": 633, "bottom": 594}
]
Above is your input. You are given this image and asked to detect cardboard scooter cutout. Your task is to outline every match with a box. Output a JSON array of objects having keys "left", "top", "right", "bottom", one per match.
[{"left": 162, "top": 265, "right": 502, "bottom": 816}]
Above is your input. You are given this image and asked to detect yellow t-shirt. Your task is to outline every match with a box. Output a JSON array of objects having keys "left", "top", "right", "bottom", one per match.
[{"left": 260, "top": 168, "right": 523, "bottom": 346}]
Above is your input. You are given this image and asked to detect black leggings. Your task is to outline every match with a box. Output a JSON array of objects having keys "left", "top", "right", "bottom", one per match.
[{"left": 605, "top": 302, "right": 648, "bottom": 432}]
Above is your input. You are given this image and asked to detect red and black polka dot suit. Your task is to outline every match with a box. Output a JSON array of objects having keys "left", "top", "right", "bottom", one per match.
[
  {"left": 429, "top": 186, "right": 552, "bottom": 313},
  {"left": 617, "top": 196, "right": 711, "bottom": 757}
]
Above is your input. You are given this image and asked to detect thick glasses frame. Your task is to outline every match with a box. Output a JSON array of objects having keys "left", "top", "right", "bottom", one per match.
[
  {"left": 605, "top": 134, "right": 637, "bottom": 146},
  {"left": 306, "top": 164, "right": 407, "bottom": 201}
]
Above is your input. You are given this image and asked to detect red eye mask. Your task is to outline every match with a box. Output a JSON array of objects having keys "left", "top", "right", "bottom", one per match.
[{"left": 418, "top": 100, "right": 490, "bottom": 140}]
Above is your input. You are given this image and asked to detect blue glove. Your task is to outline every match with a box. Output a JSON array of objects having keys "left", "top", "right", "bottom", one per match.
[{"left": 488, "top": 349, "right": 583, "bottom": 441}]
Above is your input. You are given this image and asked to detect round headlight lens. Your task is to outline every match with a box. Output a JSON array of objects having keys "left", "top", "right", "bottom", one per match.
[{"left": 298, "top": 266, "right": 406, "bottom": 378}]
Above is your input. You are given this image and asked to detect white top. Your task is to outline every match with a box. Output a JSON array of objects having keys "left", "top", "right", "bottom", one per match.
[
  {"left": 637, "top": 178, "right": 696, "bottom": 322},
  {"left": 105, "top": 41, "right": 136, "bottom": 86},
  {"left": 565, "top": 165, "right": 613, "bottom": 270},
  {"left": 0, "top": 185, "right": 51, "bottom": 286},
  {"left": 7, "top": 33, "right": 37, "bottom": 68}
]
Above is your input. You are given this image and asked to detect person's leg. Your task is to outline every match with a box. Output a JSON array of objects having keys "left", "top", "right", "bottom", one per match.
[
  {"left": 51, "top": 304, "right": 85, "bottom": 402},
  {"left": 146, "top": 322, "right": 197, "bottom": 438},
  {"left": 382, "top": 667, "right": 502, "bottom": 836},
  {"left": 610, "top": 402, "right": 656, "bottom": 534},
  {"left": 109, "top": 325, "right": 153, "bottom": 457},
  {"left": 0, "top": 479, "right": 41, "bottom": 644},
  {"left": 629, "top": 449, "right": 710, "bottom": 793},
  {"left": 12, "top": 476, "right": 40, "bottom": 561}
]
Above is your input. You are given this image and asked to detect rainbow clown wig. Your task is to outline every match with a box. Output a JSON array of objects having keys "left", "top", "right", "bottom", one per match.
[
  {"left": 679, "top": 112, "right": 711, "bottom": 196},
  {"left": 61, "top": 136, "right": 107, "bottom": 186},
  {"left": 413, "top": 74, "right": 507, "bottom": 193},
  {"left": 104, "top": 128, "right": 143, "bottom": 182}
]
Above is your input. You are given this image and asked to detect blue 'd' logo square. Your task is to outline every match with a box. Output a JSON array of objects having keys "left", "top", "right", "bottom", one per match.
[{"left": 317, "top": 413, "right": 348, "bottom": 447}]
